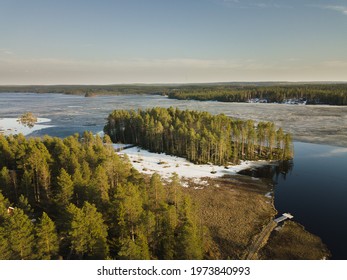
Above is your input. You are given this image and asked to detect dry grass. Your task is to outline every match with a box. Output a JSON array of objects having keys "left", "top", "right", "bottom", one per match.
[
  {"left": 183, "top": 175, "right": 329, "bottom": 260},
  {"left": 184, "top": 175, "right": 276, "bottom": 259},
  {"left": 259, "top": 221, "right": 330, "bottom": 260}
]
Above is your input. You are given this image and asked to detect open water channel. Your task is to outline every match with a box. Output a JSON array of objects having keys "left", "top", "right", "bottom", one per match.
[{"left": 1, "top": 92, "right": 346, "bottom": 259}]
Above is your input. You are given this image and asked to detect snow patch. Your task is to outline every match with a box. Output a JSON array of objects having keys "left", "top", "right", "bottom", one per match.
[
  {"left": 265, "top": 192, "right": 272, "bottom": 198},
  {"left": 118, "top": 146, "right": 271, "bottom": 180},
  {"left": 0, "top": 118, "right": 53, "bottom": 136}
]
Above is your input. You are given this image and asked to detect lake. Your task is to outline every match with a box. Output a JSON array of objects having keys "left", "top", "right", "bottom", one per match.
[
  {"left": 239, "top": 142, "right": 347, "bottom": 260},
  {"left": 274, "top": 142, "right": 347, "bottom": 260},
  {"left": 1, "top": 92, "right": 346, "bottom": 259}
]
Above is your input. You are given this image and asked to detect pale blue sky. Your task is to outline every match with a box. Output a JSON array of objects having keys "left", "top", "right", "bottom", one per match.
[{"left": 1, "top": 0, "right": 347, "bottom": 84}]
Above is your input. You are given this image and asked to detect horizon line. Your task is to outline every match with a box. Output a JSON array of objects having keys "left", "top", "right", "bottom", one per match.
[{"left": 1, "top": 80, "right": 347, "bottom": 87}]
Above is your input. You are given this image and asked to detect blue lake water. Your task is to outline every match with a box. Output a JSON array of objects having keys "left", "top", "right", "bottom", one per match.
[
  {"left": 1, "top": 92, "right": 347, "bottom": 259},
  {"left": 274, "top": 142, "right": 347, "bottom": 260}
]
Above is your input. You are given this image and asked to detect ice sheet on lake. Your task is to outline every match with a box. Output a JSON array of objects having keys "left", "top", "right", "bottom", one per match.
[{"left": 0, "top": 118, "right": 53, "bottom": 136}]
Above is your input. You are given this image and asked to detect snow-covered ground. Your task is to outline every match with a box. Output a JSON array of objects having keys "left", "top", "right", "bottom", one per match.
[
  {"left": 0, "top": 118, "right": 53, "bottom": 136},
  {"left": 118, "top": 146, "right": 272, "bottom": 182}
]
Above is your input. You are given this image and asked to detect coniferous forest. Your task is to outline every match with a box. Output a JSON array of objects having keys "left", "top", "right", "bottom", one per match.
[
  {"left": 1, "top": 83, "right": 346, "bottom": 105},
  {"left": 0, "top": 132, "right": 209, "bottom": 259},
  {"left": 104, "top": 107, "right": 293, "bottom": 165},
  {"left": 167, "top": 84, "right": 347, "bottom": 105},
  {"left": 0, "top": 108, "right": 293, "bottom": 260}
]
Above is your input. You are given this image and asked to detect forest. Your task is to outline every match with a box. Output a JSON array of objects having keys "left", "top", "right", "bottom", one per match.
[
  {"left": 0, "top": 132, "right": 210, "bottom": 260},
  {"left": 167, "top": 84, "right": 347, "bottom": 105},
  {"left": 104, "top": 107, "right": 293, "bottom": 165},
  {"left": 0, "top": 84, "right": 170, "bottom": 96},
  {"left": 1, "top": 83, "right": 346, "bottom": 105}
]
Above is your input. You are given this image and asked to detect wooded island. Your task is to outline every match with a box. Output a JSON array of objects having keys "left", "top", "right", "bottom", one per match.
[{"left": 104, "top": 107, "right": 293, "bottom": 165}]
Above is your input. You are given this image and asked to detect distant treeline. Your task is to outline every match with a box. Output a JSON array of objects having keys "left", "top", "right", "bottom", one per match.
[
  {"left": 104, "top": 108, "right": 293, "bottom": 165},
  {"left": 167, "top": 84, "right": 347, "bottom": 105},
  {"left": 0, "top": 85, "right": 169, "bottom": 96},
  {"left": 1, "top": 83, "right": 346, "bottom": 104},
  {"left": 0, "top": 133, "right": 210, "bottom": 260}
]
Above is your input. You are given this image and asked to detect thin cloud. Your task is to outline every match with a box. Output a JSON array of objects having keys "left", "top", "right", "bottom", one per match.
[
  {"left": 318, "top": 5, "right": 347, "bottom": 16},
  {"left": 0, "top": 48, "right": 13, "bottom": 55},
  {"left": 323, "top": 60, "right": 347, "bottom": 68},
  {"left": 220, "top": 0, "right": 290, "bottom": 9}
]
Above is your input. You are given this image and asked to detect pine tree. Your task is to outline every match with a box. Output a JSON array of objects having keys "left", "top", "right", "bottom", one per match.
[
  {"left": 175, "top": 196, "right": 203, "bottom": 259},
  {"left": 0, "top": 192, "right": 10, "bottom": 222},
  {"left": 168, "top": 173, "right": 182, "bottom": 212},
  {"left": 121, "top": 183, "right": 143, "bottom": 242},
  {"left": 20, "top": 170, "right": 34, "bottom": 205},
  {"left": 0, "top": 167, "right": 12, "bottom": 201},
  {"left": 0, "top": 135, "right": 15, "bottom": 168},
  {"left": 5, "top": 208, "right": 35, "bottom": 259},
  {"left": 67, "top": 202, "right": 109, "bottom": 259},
  {"left": 117, "top": 231, "right": 150, "bottom": 260},
  {"left": 148, "top": 173, "right": 165, "bottom": 211},
  {"left": 89, "top": 165, "right": 110, "bottom": 206},
  {"left": 22, "top": 141, "right": 51, "bottom": 203},
  {"left": 35, "top": 212, "right": 59, "bottom": 260},
  {"left": 17, "top": 195, "right": 33, "bottom": 216},
  {"left": 283, "top": 134, "right": 293, "bottom": 160},
  {"left": 158, "top": 205, "right": 177, "bottom": 259},
  {"left": 55, "top": 168, "right": 74, "bottom": 207},
  {"left": 72, "top": 168, "right": 85, "bottom": 207},
  {"left": 0, "top": 225, "right": 11, "bottom": 259}
]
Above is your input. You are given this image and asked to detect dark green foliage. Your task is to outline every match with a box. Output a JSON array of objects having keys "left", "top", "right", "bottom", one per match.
[
  {"left": 4, "top": 208, "right": 35, "bottom": 259},
  {"left": 0, "top": 84, "right": 172, "bottom": 96},
  {"left": 117, "top": 232, "right": 150, "bottom": 260},
  {"left": 0, "top": 167, "right": 13, "bottom": 201},
  {"left": 0, "top": 226, "right": 11, "bottom": 259},
  {"left": 67, "top": 202, "right": 109, "bottom": 259},
  {"left": 104, "top": 107, "right": 293, "bottom": 165},
  {"left": 0, "top": 192, "right": 10, "bottom": 222},
  {"left": 17, "top": 195, "right": 33, "bottom": 216},
  {"left": 35, "top": 212, "right": 59, "bottom": 259},
  {"left": 167, "top": 83, "right": 347, "bottom": 105},
  {"left": 55, "top": 168, "right": 74, "bottom": 207},
  {"left": 0, "top": 133, "right": 208, "bottom": 260},
  {"left": 175, "top": 196, "right": 203, "bottom": 259}
]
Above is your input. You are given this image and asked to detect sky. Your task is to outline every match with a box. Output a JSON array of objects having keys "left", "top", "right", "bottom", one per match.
[{"left": 0, "top": 0, "right": 347, "bottom": 84}]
